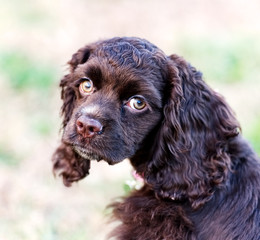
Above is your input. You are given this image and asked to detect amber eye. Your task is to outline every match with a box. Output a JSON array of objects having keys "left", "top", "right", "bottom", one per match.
[
  {"left": 129, "top": 97, "right": 147, "bottom": 110},
  {"left": 79, "top": 78, "right": 94, "bottom": 95}
]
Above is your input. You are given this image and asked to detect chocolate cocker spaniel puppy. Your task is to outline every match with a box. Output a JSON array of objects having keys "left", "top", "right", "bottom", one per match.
[{"left": 52, "top": 37, "right": 260, "bottom": 240}]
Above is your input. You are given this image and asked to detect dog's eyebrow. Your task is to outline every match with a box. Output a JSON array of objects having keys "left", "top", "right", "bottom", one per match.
[
  {"left": 84, "top": 65, "right": 102, "bottom": 86},
  {"left": 119, "top": 80, "right": 162, "bottom": 108},
  {"left": 119, "top": 81, "right": 141, "bottom": 97}
]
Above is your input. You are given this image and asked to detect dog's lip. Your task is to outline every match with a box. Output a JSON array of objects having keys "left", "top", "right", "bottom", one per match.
[
  {"left": 72, "top": 145, "right": 103, "bottom": 162},
  {"left": 62, "top": 140, "right": 122, "bottom": 165}
]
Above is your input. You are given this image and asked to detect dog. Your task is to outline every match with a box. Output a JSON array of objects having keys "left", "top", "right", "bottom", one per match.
[{"left": 52, "top": 37, "right": 260, "bottom": 240}]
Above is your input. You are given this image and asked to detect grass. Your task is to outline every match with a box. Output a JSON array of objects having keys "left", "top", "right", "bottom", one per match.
[
  {"left": 0, "top": 50, "right": 57, "bottom": 92},
  {"left": 0, "top": 144, "right": 20, "bottom": 167},
  {"left": 245, "top": 118, "right": 260, "bottom": 155},
  {"left": 177, "top": 37, "right": 260, "bottom": 84},
  {"left": 30, "top": 113, "right": 56, "bottom": 137}
]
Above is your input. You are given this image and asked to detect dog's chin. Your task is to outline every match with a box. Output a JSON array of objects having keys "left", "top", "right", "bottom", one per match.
[
  {"left": 73, "top": 145, "right": 103, "bottom": 162},
  {"left": 72, "top": 145, "right": 120, "bottom": 165}
]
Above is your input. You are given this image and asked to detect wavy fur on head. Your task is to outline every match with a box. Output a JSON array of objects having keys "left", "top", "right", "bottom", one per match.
[{"left": 52, "top": 37, "right": 260, "bottom": 240}]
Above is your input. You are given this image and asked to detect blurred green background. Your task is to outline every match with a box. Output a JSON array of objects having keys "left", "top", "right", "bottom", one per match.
[{"left": 0, "top": 0, "right": 260, "bottom": 239}]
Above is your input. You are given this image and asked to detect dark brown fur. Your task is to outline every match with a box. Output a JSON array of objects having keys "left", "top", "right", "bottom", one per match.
[{"left": 52, "top": 37, "right": 260, "bottom": 239}]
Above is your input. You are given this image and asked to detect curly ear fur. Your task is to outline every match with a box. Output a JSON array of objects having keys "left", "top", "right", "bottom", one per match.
[
  {"left": 52, "top": 142, "right": 90, "bottom": 186},
  {"left": 53, "top": 46, "right": 93, "bottom": 186},
  {"left": 146, "top": 54, "right": 240, "bottom": 209}
]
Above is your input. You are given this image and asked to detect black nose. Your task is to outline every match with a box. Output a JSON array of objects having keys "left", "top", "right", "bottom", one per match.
[{"left": 76, "top": 116, "right": 103, "bottom": 138}]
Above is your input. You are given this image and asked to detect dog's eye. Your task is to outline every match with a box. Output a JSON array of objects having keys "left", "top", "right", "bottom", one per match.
[
  {"left": 79, "top": 78, "right": 94, "bottom": 95},
  {"left": 128, "top": 97, "right": 147, "bottom": 110}
]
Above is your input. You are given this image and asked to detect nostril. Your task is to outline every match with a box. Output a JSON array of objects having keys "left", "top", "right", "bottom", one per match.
[
  {"left": 76, "top": 116, "right": 103, "bottom": 138},
  {"left": 76, "top": 120, "right": 84, "bottom": 129},
  {"left": 87, "top": 121, "right": 103, "bottom": 134}
]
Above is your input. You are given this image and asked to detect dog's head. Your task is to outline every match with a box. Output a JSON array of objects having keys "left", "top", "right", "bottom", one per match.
[
  {"left": 53, "top": 37, "right": 239, "bottom": 208},
  {"left": 53, "top": 37, "right": 168, "bottom": 184}
]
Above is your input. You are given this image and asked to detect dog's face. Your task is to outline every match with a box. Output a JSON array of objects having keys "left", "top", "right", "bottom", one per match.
[{"left": 61, "top": 38, "right": 168, "bottom": 165}]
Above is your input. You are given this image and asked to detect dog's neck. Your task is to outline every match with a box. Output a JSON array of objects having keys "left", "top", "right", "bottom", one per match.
[{"left": 132, "top": 170, "right": 186, "bottom": 202}]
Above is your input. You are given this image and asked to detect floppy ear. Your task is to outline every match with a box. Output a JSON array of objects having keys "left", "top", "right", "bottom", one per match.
[
  {"left": 52, "top": 46, "right": 93, "bottom": 186},
  {"left": 68, "top": 46, "right": 92, "bottom": 71},
  {"left": 146, "top": 54, "right": 240, "bottom": 209},
  {"left": 52, "top": 142, "right": 90, "bottom": 186}
]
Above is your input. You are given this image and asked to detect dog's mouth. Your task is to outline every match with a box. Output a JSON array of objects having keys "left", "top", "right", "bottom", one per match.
[{"left": 73, "top": 145, "right": 103, "bottom": 162}]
